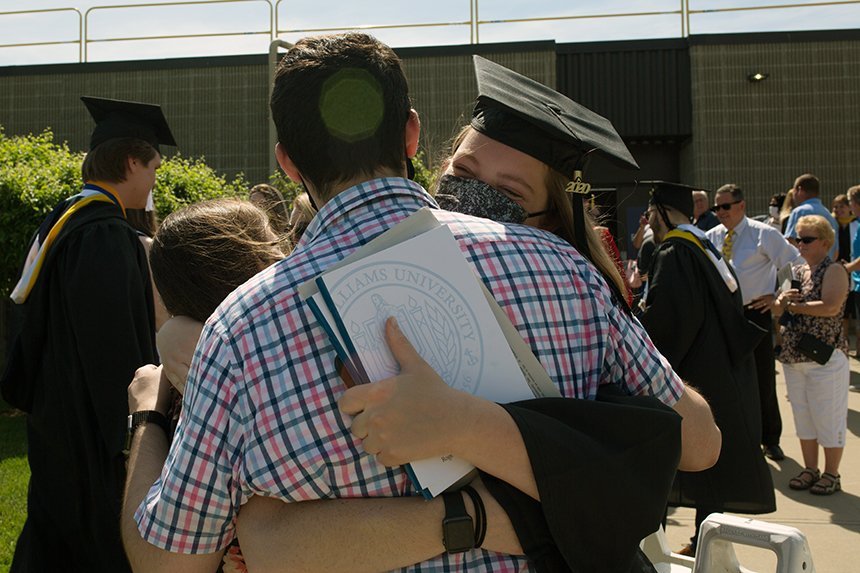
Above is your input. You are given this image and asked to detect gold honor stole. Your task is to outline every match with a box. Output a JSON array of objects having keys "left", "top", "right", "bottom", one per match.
[
  {"left": 664, "top": 228, "right": 738, "bottom": 293},
  {"left": 10, "top": 184, "right": 123, "bottom": 304}
]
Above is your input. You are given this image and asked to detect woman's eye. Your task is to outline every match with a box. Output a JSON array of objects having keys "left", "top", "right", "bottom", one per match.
[{"left": 453, "top": 166, "right": 473, "bottom": 178}]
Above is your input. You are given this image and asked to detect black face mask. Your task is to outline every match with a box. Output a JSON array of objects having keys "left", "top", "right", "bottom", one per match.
[{"left": 435, "top": 174, "right": 546, "bottom": 224}]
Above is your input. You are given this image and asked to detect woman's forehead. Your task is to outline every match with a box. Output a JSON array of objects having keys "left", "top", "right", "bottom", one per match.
[{"left": 455, "top": 130, "right": 548, "bottom": 174}]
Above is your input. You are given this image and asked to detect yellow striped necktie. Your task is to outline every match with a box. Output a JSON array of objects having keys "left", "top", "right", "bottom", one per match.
[{"left": 722, "top": 229, "right": 734, "bottom": 260}]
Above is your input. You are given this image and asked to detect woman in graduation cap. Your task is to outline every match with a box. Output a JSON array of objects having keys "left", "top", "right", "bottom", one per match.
[{"left": 433, "top": 56, "right": 636, "bottom": 310}]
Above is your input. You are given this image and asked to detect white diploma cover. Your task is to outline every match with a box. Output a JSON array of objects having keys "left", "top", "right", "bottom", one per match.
[{"left": 301, "top": 208, "right": 557, "bottom": 498}]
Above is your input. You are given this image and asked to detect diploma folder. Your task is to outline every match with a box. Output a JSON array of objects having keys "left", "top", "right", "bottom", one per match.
[{"left": 300, "top": 208, "right": 559, "bottom": 498}]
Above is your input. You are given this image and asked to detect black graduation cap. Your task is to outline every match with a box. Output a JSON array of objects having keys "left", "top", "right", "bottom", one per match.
[
  {"left": 81, "top": 96, "right": 177, "bottom": 152},
  {"left": 471, "top": 55, "right": 639, "bottom": 177},
  {"left": 645, "top": 181, "right": 698, "bottom": 219}
]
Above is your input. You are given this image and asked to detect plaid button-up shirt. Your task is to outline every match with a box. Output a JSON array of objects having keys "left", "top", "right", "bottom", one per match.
[{"left": 136, "top": 178, "right": 683, "bottom": 571}]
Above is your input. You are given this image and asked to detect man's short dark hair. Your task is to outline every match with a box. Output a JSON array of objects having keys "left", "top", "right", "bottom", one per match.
[
  {"left": 715, "top": 183, "right": 744, "bottom": 202},
  {"left": 270, "top": 33, "right": 412, "bottom": 200},
  {"left": 81, "top": 137, "right": 158, "bottom": 183},
  {"left": 795, "top": 173, "right": 820, "bottom": 196}
]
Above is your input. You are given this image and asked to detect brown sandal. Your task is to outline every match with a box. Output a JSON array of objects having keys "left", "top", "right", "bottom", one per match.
[
  {"left": 789, "top": 467, "right": 820, "bottom": 490},
  {"left": 810, "top": 472, "right": 841, "bottom": 495}
]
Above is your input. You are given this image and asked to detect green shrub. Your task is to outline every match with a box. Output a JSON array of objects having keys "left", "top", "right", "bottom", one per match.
[
  {"left": 153, "top": 155, "right": 247, "bottom": 216},
  {"left": 0, "top": 129, "right": 84, "bottom": 299},
  {"left": 412, "top": 150, "right": 438, "bottom": 193},
  {"left": 0, "top": 128, "right": 251, "bottom": 299},
  {"left": 0, "top": 127, "right": 439, "bottom": 299},
  {"left": 265, "top": 170, "right": 304, "bottom": 207}
]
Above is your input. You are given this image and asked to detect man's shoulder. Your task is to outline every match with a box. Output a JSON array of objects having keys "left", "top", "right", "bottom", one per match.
[
  {"left": 745, "top": 216, "right": 774, "bottom": 233},
  {"left": 435, "top": 210, "right": 572, "bottom": 252},
  {"left": 705, "top": 224, "right": 726, "bottom": 240},
  {"left": 794, "top": 202, "right": 816, "bottom": 215},
  {"left": 53, "top": 203, "right": 139, "bottom": 259},
  {"left": 657, "top": 235, "right": 704, "bottom": 262}
]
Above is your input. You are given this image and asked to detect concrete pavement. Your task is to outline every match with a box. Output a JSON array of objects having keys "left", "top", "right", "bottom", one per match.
[{"left": 665, "top": 357, "right": 860, "bottom": 571}]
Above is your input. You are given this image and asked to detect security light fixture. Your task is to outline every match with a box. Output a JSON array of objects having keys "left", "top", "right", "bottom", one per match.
[{"left": 747, "top": 72, "right": 769, "bottom": 82}]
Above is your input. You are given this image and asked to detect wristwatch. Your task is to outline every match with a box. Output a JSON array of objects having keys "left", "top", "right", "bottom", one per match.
[
  {"left": 123, "top": 410, "right": 170, "bottom": 456},
  {"left": 442, "top": 491, "right": 474, "bottom": 554}
]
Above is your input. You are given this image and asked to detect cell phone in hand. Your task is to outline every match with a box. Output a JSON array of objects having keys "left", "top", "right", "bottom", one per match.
[{"left": 791, "top": 279, "right": 801, "bottom": 290}]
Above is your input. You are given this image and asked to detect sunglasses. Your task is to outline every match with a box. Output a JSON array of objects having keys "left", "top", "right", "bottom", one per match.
[
  {"left": 710, "top": 200, "right": 742, "bottom": 212},
  {"left": 797, "top": 236, "right": 819, "bottom": 244}
]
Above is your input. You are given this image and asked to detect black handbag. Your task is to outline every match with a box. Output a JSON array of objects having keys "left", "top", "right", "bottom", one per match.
[{"left": 796, "top": 333, "right": 834, "bottom": 366}]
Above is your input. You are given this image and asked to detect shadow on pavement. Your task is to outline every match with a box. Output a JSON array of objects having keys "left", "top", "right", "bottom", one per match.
[{"left": 769, "top": 457, "right": 860, "bottom": 536}]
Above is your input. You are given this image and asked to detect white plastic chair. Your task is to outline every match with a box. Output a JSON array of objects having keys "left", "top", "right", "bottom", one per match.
[
  {"left": 692, "top": 513, "right": 815, "bottom": 573},
  {"left": 640, "top": 527, "right": 696, "bottom": 573}
]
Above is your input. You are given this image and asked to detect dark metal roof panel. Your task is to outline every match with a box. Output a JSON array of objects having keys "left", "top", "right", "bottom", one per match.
[{"left": 556, "top": 41, "right": 691, "bottom": 139}]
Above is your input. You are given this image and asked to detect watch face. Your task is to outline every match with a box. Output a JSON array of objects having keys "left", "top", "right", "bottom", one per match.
[{"left": 443, "top": 515, "right": 474, "bottom": 553}]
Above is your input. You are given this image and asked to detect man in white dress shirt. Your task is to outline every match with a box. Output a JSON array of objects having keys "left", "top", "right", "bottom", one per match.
[{"left": 707, "top": 184, "right": 801, "bottom": 461}]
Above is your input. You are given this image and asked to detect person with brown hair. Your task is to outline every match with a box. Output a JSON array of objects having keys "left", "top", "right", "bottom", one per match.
[
  {"left": 150, "top": 199, "right": 285, "bottom": 324},
  {"left": 132, "top": 199, "right": 286, "bottom": 572},
  {"left": 1, "top": 97, "right": 174, "bottom": 572},
  {"left": 784, "top": 173, "right": 838, "bottom": 257}
]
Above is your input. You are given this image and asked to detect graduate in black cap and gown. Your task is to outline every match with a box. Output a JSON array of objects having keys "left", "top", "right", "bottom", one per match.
[
  {"left": 1, "top": 97, "right": 175, "bottom": 571},
  {"left": 640, "top": 182, "right": 776, "bottom": 555},
  {"left": 340, "top": 57, "right": 719, "bottom": 572}
]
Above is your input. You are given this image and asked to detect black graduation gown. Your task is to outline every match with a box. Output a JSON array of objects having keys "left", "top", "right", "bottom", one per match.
[
  {"left": 2, "top": 200, "right": 157, "bottom": 572},
  {"left": 483, "top": 386, "right": 682, "bottom": 573},
  {"left": 641, "top": 236, "right": 775, "bottom": 514}
]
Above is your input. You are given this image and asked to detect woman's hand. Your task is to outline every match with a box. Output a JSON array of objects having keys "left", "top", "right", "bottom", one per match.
[
  {"left": 338, "top": 317, "right": 477, "bottom": 466},
  {"left": 776, "top": 288, "right": 802, "bottom": 309},
  {"left": 128, "top": 364, "right": 173, "bottom": 415},
  {"left": 156, "top": 316, "right": 204, "bottom": 395}
]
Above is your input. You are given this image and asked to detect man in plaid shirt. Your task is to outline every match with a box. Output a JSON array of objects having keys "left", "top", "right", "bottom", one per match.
[{"left": 122, "top": 33, "right": 719, "bottom": 572}]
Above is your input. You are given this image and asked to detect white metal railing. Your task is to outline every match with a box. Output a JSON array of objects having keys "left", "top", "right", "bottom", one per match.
[
  {"left": 0, "top": 7, "right": 84, "bottom": 61},
  {"left": 83, "top": 0, "right": 274, "bottom": 61},
  {"left": 1, "top": 0, "right": 858, "bottom": 64}
]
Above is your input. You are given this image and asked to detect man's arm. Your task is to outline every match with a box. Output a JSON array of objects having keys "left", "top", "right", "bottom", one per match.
[
  {"left": 123, "top": 365, "right": 522, "bottom": 573},
  {"left": 238, "top": 478, "right": 521, "bottom": 573},
  {"left": 783, "top": 210, "right": 800, "bottom": 244},
  {"left": 671, "top": 386, "right": 721, "bottom": 471},
  {"left": 122, "top": 365, "right": 224, "bottom": 573},
  {"left": 340, "top": 318, "right": 539, "bottom": 499}
]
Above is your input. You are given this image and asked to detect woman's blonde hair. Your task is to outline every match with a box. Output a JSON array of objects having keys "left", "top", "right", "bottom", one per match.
[
  {"left": 287, "top": 192, "right": 317, "bottom": 245},
  {"left": 440, "top": 126, "right": 627, "bottom": 301},
  {"left": 779, "top": 188, "right": 796, "bottom": 224},
  {"left": 796, "top": 214, "right": 835, "bottom": 248}
]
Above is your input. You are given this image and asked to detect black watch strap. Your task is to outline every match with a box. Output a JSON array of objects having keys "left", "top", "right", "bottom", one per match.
[
  {"left": 124, "top": 410, "right": 170, "bottom": 455},
  {"left": 442, "top": 491, "right": 474, "bottom": 554}
]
